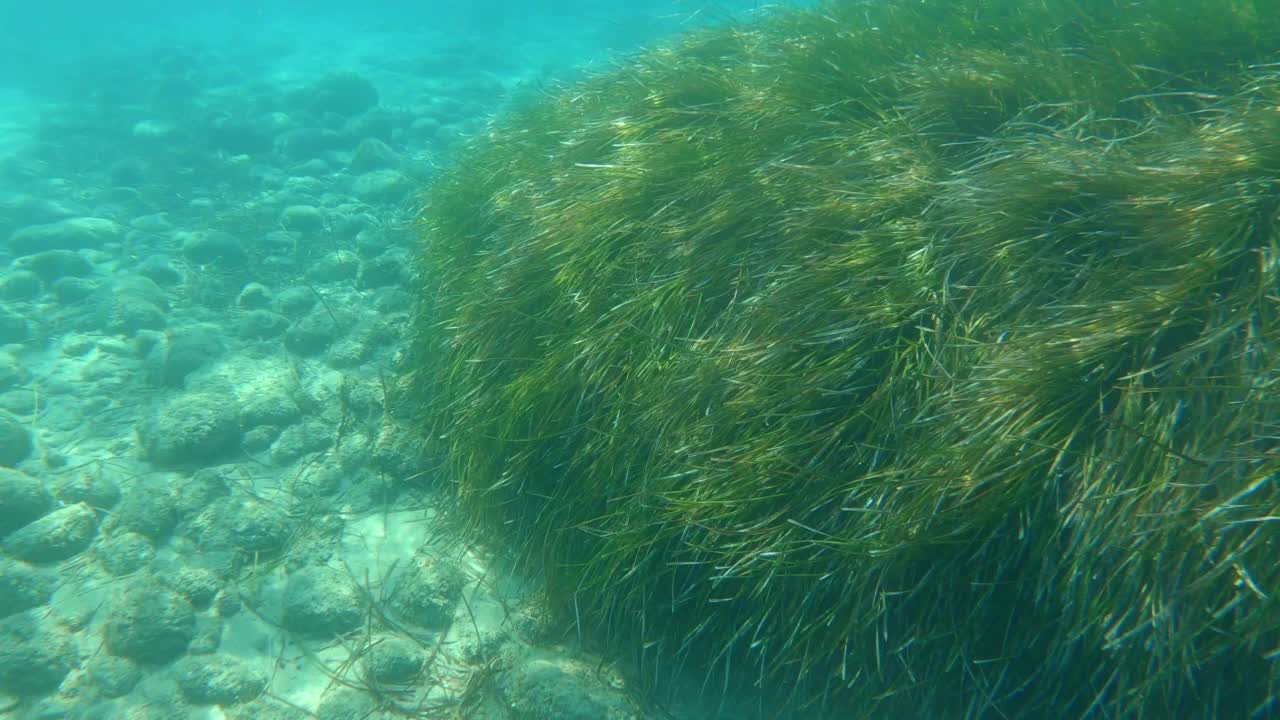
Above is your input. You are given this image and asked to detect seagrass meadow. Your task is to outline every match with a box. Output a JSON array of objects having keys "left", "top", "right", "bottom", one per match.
[{"left": 396, "top": 0, "right": 1280, "bottom": 717}]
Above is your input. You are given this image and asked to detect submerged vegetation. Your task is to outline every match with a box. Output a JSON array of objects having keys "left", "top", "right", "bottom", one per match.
[{"left": 399, "top": 0, "right": 1280, "bottom": 717}]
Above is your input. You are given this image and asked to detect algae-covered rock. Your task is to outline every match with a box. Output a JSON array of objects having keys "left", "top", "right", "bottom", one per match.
[
  {"left": 316, "top": 686, "right": 381, "bottom": 720},
  {"left": 3, "top": 502, "right": 98, "bottom": 564},
  {"left": 0, "top": 611, "right": 77, "bottom": 696},
  {"left": 498, "top": 646, "right": 640, "bottom": 720},
  {"left": 0, "top": 409, "right": 32, "bottom": 467},
  {"left": 178, "top": 229, "right": 247, "bottom": 269},
  {"left": 279, "top": 204, "right": 325, "bottom": 233},
  {"left": 138, "top": 391, "right": 241, "bottom": 466},
  {"left": 174, "top": 654, "right": 267, "bottom": 705},
  {"left": 144, "top": 323, "right": 226, "bottom": 388},
  {"left": 7, "top": 216, "right": 122, "bottom": 256},
  {"left": 351, "top": 169, "right": 413, "bottom": 204},
  {"left": 0, "top": 306, "right": 27, "bottom": 344},
  {"left": 86, "top": 653, "right": 142, "bottom": 698},
  {"left": 95, "top": 530, "right": 156, "bottom": 576},
  {"left": 108, "top": 480, "right": 181, "bottom": 539},
  {"left": 387, "top": 552, "right": 465, "bottom": 629},
  {"left": 103, "top": 584, "right": 196, "bottom": 663},
  {"left": 399, "top": 1, "right": 1280, "bottom": 717},
  {"left": 360, "top": 635, "right": 424, "bottom": 685},
  {"left": 0, "top": 556, "right": 56, "bottom": 618},
  {"left": 18, "top": 248, "right": 94, "bottom": 281},
  {"left": 0, "top": 467, "right": 49, "bottom": 535},
  {"left": 92, "top": 275, "right": 169, "bottom": 335},
  {"left": 239, "top": 309, "right": 291, "bottom": 340},
  {"left": 0, "top": 269, "right": 42, "bottom": 300},
  {"left": 281, "top": 565, "right": 364, "bottom": 639}
]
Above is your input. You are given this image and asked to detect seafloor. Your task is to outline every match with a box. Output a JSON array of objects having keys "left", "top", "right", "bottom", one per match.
[{"left": 0, "top": 4, "right": 776, "bottom": 719}]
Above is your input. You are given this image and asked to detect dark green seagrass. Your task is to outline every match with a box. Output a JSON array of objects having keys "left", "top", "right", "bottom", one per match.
[{"left": 398, "top": 1, "right": 1280, "bottom": 717}]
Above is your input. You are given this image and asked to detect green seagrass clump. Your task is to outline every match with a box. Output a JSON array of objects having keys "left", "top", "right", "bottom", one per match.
[{"left": 399, "top": 1, "right": 1280, "bottom": 717}]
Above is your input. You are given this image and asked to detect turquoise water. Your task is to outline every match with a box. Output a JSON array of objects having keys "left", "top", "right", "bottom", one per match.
[{"left": 0, "top": 2, "right": 809, "bottom": 719}]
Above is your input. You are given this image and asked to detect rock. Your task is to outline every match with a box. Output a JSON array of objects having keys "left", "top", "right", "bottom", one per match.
[
  {"left": 303, "top": 71, "right": 379, "bottom": 118},
  {"left": 349, "top": 138, "right": 401, "bottom": 173},
  {"left": 190, "top": 496, "right": 294, "bottom": 557},
  {"left": 214, "top": 591, "right": 241, "bottom": 619},
  {"left": 168, "top": 567, "right": 222, "bottom": 610},
  {"left": 373, "top": 288, "right": 412, "bottom": 314},
  {"left": 0, "top": 411, "right": 34, "bottom": 468},
  {"left": 95, "top": 530, "right": 156, "bottom": 576},
  {"left": 283, "top": 311, "right": 338, "bottom": 356},
  {"left": 408, "top": 116, "right": 441, "bottom": 142},
  {"left": 94, "top": 275, "right": 170, "bottom": 335},
  {"left": 307, "top": 250, "right": 360, "bottom": 283},
  {"left": 3, "top": 502, "right": 98, "bottom": 563},
  {"left": 137, "top": 391, "right": 241, "bottom": 467},
  {"left": 175, "top": 466, "right": 233, "bottom": 519},
  {"left": 7, "top": 217, "right": 122, "bottom": 256},
  {"left": 179, "top": 230, "right": 247, "bottom": 268},
  {"left": 281, "top": 566, "right": 364, "bottom": 639},
  {"left": 0, "top": 612, "right": 77, "bottom": 696},
  {"left": 500, "top": 647, "right": 641, "bottom": 720},
  {"left": 389, "top": 552, "right": 465, "bottom": 629},
  {"left": 0, "top": 269, "right": 42, "bottom": 300},
  {"left": 0, "top": 306, "right": 28, "bottom": 344},
  {"left": 292, "top": 158, "right": 331, "bottom": 176},
  {"left": 343, "top": 108, "right": 400, "bottom": 144},
  {"left": 332, "top": 211, "right": 375, "bottom": 240},
  {"left": 0, "top": 467, "right": 49, "bottom": 536},
  {"left": 189, "top": 614, "right": 224, "bottom": 655},
  {"left": 129, "top": 212, "right": 173, "bottom": 233},
  {"left": 279, "top": 205, "right": 325, "bottom": 233},
  {"left": 352, "top": 169, "right": 413, "bottom": 204},
  {"left": 229, "top": 500, "right": 293, "bottom": 555},
  {"left": 103, "top": 584, "right": 196, "bottom": 663},
  {"left": 357, "top": 253, "right": 408, "bottom": 290},
  {"left": 270, "top": 420, "right": 335, "bottom": 464},
  {"left": 239, "top": 310, "right": 291, "bottom": 340},
  {"left": 144, "top": 323, "right": 226, "bottom": 387},
  {"left": 0, "top": 194, "right": 78, "bottom": 229},
  {"left": 239, "top": 388, "right": 301, "bottom": 429},
  {"left": 108, "top": 482, "right": 180, "bottom": 539},
  {"left": 0, "top": 556, "right": 56, "bottom": 618},
  {"left": 236, "top": 282, "right": 273, "bottom": 310},
  {"left": 137, "top": 254, "right": 184, "bottom": 286},
  {"left": 205, "top": 115, "right": 275, "bottom": 156},
  {"left": 353, "top": 228, "right": 393, "bottom": 258},
  {"left": 0, "top": 390, "right": 39, "bottom": 418},
  {"left": 17, "top": 249, "right": 94, "bottom": 282},
  {"left": 53, "top": 470, "right": 120, "bottom": 509},
  {"left": 327, "top": 337, "right": 372, "bottom": 368},
  {"left": 112, "top": 272, "right": 168, "bottom": 307},
  {"left": 86, "top": 654, "right": 141, "bottom": 698},
  {"left": 0, "top": 352, "right": 24, "bottom": 392},
  {"left": 362, "top": 635, "right": 424, "bottom": 685},
  {"left": 275, "top": 286, "right": 317, "bottom": 317},
  {"left": 242, "top": 425, "right": 280, "bottom": 453},
  {"left": 174, "top": 654, "right": 266, "bottom": 705},
  {"left": 52, "top": 276, "right": 96, "bottom": 303}
]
